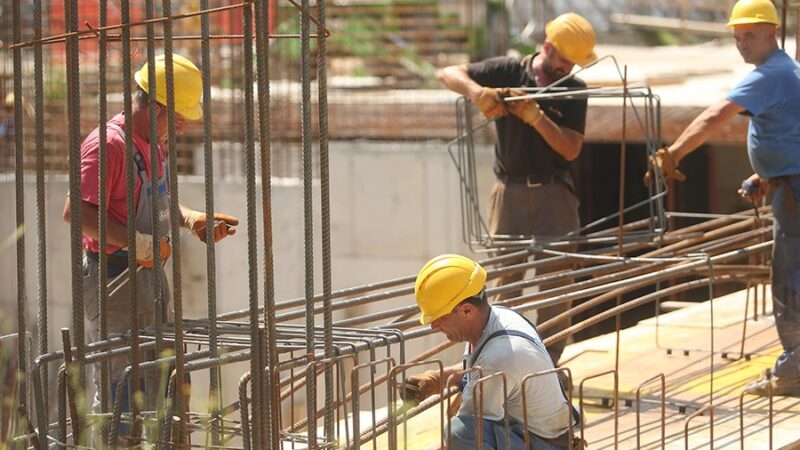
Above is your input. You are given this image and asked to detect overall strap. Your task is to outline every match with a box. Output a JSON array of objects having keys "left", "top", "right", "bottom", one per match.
[
  {"left": 107, "top": 122, "right": 148, "bottom": 177},
  {"left": 467, "top": 312, "right": 581, "bottom": 424}
]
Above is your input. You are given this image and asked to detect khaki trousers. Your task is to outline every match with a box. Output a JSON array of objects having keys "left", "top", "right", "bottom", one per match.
[{"left": 488, "top": 180, "right": 580, "bottom": 365}]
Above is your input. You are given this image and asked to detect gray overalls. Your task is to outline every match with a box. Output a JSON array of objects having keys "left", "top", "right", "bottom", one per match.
[{"left": 83, "top": 122, "right": 171, "bottom": 416}]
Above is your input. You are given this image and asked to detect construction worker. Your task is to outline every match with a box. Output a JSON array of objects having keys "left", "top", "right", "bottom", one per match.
[
  {"left": 403, "top": 255, "right": 579, "bottom": 449},
  {"left": 645, "top": 0, "right": 800, "bottom": 396},
  {"left": 437, "top": 12, "right": 597, "bottom": 366},
  {"left": 62, "top": 54, "right": 239, "bottom": 425}
]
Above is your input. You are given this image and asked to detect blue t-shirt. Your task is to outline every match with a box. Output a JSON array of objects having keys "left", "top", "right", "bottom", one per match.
[{"left": 726, "top": 49, "right": 800, "bottom": 178}]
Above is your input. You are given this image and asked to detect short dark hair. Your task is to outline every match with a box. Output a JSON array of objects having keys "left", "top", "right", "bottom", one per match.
[{"left": 459, "top": 288, "right": 489, "bottom": 310}]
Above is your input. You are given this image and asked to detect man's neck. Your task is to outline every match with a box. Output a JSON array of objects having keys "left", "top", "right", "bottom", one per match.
[
  {"left": 130, "top": 106, "right": 153, "bottom": 144},
  {"left": 531, "top": 52, "right": 553, "bottom": 87},
  {"left": 755, "top": 45, "right": 779, "bottom": 66}
]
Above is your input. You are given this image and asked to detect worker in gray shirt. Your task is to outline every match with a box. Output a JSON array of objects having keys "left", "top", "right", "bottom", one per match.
[{"left": 401, "top": 254, "right": 581, "bottom": 449}]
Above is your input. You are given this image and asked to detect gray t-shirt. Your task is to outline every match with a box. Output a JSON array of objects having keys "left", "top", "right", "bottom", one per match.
[{"left": 458, "top": 306, "right": 572, "bottom": 439}]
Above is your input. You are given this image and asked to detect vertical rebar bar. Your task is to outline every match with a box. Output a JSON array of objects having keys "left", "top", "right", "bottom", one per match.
[
  {"left": 97, "top": 0, "right": 111, "bottom": 425},
  {"left": 614, "top": 66, "right": 628, "bottom": 386},
  {"left": 254, "top": 0, "right": 278, "bottom": 446},
  {"left": 300, "top": 0, "right": 317, "bottom": 445},
  {"left": 12, "top": 0, "right": 29, "bottom": 432},
  {"left": 161, "top": 0, "right": 188, "bottom": 446},
  {"left": 195, "top": 0, "right": 222, "bottom": 443},
  {"left": 316, "top": 0, "right": 336, "bottom": 440},
  {"left": 242, "top": 2, "right": 263, "bottom": 448},
  {"left": 32, "top": 0, "right": 48, "bottom": 438},
  {"left": 120, "top": 0, "right": 142, "bottom": 443},
  {"left": 65, "top": 0, "right": 86, "bottom": 421}
]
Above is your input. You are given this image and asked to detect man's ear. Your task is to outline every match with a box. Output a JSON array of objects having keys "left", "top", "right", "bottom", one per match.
[
  {"left": 459, "top": 303, "right": 475, "bottom": 317},
  {"left": 542, "top": 40, "right": 553, "bottom": 56}
]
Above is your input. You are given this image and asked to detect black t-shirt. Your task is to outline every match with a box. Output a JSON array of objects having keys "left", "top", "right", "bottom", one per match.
[{"left": 467, "top": 54, "right": 587, "bottom": 178}]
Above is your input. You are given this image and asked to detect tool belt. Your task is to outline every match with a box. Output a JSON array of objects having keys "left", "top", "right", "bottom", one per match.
[
  {"left": 769, "top": 173, "right": 800, "bottom": 213},
  {"left": 86, "top": 250, "right": 129, "bottom": 270},
  {"left": 498, "top": 172, "right": 575, "bottom": 193}
]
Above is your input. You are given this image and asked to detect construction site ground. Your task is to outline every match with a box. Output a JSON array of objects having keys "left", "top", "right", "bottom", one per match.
[{"left": 362, "top": 286, "right": 800, "bottom": 449}]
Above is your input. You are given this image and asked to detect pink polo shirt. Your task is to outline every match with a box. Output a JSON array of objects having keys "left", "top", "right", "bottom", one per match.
[{"left": 76, "top": 113, "right": 166, "bottom": 253}]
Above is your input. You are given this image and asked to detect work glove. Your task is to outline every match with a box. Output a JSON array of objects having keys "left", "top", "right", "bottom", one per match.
[
  {"left": 644, "top": 148, "right": 686, "bottom": 186},
  {"left": 185, "top": 211, "right": 239, "bottom": 243},
  {"left": 505, "top": 89, "right": 544, "bottom": 127},
  {"left": 134, "top": 231, "right": 171, "bottom": 269},
  {"left": 474, "top": 87, "right": 508, "bottom": 120},
  {"left": 397, "top": 370, "right": 441, "bottom": 404}
]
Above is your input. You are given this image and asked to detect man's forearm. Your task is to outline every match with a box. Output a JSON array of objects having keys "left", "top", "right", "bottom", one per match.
[
  {"left": 670, "top": 99, "right": 744, "bottom": 161},
  {"left": 533, "top": 118, "right": 584, "bottom": 161},
  {"left": 438, "top": 65, "right": 483, "bottom": 101},
  {"left": 64, "top": 197, "right": 129, "bottom": 248}
]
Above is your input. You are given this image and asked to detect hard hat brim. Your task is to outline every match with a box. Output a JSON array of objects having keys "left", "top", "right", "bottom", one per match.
[
  {"left": 572, "top": 50, "right": 598, "bottom": 68},
  {"left": 726, "top": 17, "right": 780, "bottom": 27},
  {"left": 181, "top": 103, "right": 203, "bottom": 121}
]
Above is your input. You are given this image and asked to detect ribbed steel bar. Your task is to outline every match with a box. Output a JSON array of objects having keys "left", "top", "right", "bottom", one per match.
[
  {"left": 97, "top": 0, "right": 111, "bottom": 428},
  {"left": 196, "top": 0, "right": 222, "bottom": 443},
  {"left": 31, "top": 0, "right": 49, "bottom": 444},
  {"left": 316, "top": 0, "right": 336, "bottom": 439},
  {"left": 161, "top": 0, "right": 188, "bottom": 446},
  {"left": 63, "top": 3, "right": 87, "bottom": 444},
  {"left": 253, "top": 0, "right": 278, "bottom": 445},
  {"left": 241, "top": 1, "right": 263, "bottom": 447},
  {"left": 119, "top": 0, "right": 143, "bottom": 444},
  {"left": 299, "top": 0, "right": 319, "bottom": 445}
]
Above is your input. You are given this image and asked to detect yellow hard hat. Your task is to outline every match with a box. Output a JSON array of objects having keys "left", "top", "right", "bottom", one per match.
[
  {"left": 134, "top": 54, "right": 203, "bottom": 121},
  {"left": 4, "top": 93, "right": 14, "bottom": 107},
  {"left": 545, "top": 12, "right": 597, "bottom": 67},
  {"left": 727, "top": 0, "right": 780, "bottom": 27},
  {"left": 415, "top": 254, "right": 487, "bottom": 325}
]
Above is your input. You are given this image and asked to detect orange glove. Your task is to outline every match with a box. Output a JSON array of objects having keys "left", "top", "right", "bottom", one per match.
[
  {"left": 134, "top": 231, "right": 171, "bottom": 269},
  {"left": 397, "top": 370, "right": 441, "bottom": 404},
  {"left": 644, "top": 148, "right": 686, "bottom": 186},
  {"left": 185, "top": 211, "right": 239, "bottom": 243},
  {"left": 474, "top": 87, "right": 508, "bottom": 120},
  {"left": 505, "top": 89, "right": 543, "bottom": 126}
]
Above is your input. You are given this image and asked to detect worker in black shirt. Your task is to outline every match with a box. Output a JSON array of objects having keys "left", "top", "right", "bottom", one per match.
[{"left": 438, "top": 12, "right": 597, "bottom": 366}]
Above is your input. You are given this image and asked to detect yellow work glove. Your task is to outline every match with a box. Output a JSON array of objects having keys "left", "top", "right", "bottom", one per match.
[
  {"left": 185, "top": 211, "right": 239, "bottom": 243},
  {"left": 505, "top": 89, "right": 543, "bottom": 127},
  {"left": 397, "top": 370, "right": 441, "bottom": 404},
  {"left": 644, "top": 148, "right": 686, "bottom": 186},
  {"left": 474, "top": 87, "right": 508, "bottom": 120},
  {"left": 134, "top": 231, "right": 171, "bottom": 269}
]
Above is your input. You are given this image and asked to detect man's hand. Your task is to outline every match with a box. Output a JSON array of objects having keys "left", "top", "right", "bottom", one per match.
[
  {"left": 474, "top": 87, "right": 508, "bottom": 119},
  {"left": 185, "top": 211, "right": 239, "bottom": 243},
  {"left": 397, "top": 370, "right": 441, "bottom": 403},
  {"left": 644, "top": 148, "right": 686, "bottom": 186},
  {"left": 505, "top": 89, "right": 543, "bottom": 127},
  {"left": 739, "top": 174, "right": 768, "bottom": 203},
  {"left": 134, "top": 231, "right": 171, "bottom": 269}
]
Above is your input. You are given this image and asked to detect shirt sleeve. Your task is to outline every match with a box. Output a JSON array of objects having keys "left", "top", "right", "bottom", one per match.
[
  {"left": 558, "top": 96, "right": 588, "bottom": 134},
  {"left": 467, "top": 57, "right": 520, "bottom": 88},
  {"left": 726, "top": 68, "right": 777, "bottom": 116}
]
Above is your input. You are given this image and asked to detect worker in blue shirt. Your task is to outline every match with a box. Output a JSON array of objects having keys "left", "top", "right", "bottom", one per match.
[{"left": 646, "top": 0, "right": 800, "bottom": 396}]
